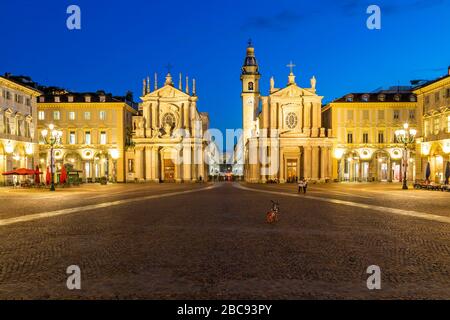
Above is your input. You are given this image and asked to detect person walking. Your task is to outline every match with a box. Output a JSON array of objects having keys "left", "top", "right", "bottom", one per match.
[
  {"left": 303, "top": 178, "right": 308, "bottom": 194},
  {"left": 298, "top": 179, "right": 304, "bottom": 193}
]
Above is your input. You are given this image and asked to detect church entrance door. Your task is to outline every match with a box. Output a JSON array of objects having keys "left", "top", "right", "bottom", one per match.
[
  {"left": 286, "top": 159, "right": 298, "bottom": 183},
  {"left": 164, "top": 159, "right": 175, "bottom": 182}
]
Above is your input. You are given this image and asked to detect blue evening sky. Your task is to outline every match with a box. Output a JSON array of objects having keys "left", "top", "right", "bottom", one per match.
[{"left": 1, "top": 0, "right": 449, "bottom": 133}]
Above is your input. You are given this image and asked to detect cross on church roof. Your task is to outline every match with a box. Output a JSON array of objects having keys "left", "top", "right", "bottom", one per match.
[
  {"left": 286, "top": 61, "right": 296, "bottom": 74},
  {"left": 165, "top": 63, "right": 173, "bottom": 74}
]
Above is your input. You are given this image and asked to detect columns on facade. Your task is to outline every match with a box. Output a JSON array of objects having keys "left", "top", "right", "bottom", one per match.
[
  {"left": 151, "top": 147, "right": 159, "bottom": 182},
  {"left": 327, "top": 147, "right": 332, "bottom": 180},
  {"left": 134, "top": 147, "right": 144, "bottom": 181},
  {"left": 183, "top": 141, "right": 192, "bottom": 182},
  {"left": 320, "top": 146, "right": 326, "bottom": 181},
  {"left": 303, "top": 103, "right": 311, "bottom": 136},
  {"left": 248, "top": 138, "right": 259, "bottom": 183},
  {"left": 262, "top": 98, "right": 269, "bottom": 129},
  {"left": 311, "top": 146, "right": 319, "bottom": 180},
  {"left": 145, "top": 147, "right": 152, "bottom": 180},
  {"left": 311, "top": 103, "right": 319, "bottom": 137},
  {"left": 303, "top": 146, "right": 311, "bottom": 179}
]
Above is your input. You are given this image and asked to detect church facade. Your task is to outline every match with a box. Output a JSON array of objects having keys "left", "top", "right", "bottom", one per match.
[
  {"left": 126, "top": 72, "right": 210, "bottom": 182},
  {"left": 241, "top": 43, "right": 334, "bottom": 183}
]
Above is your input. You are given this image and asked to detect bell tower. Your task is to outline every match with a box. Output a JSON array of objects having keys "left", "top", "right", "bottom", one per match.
[{"left": 241, "top": 40, "right": 261, "bottom": 146}]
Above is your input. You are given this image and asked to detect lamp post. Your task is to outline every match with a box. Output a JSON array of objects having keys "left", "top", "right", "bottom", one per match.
[
  {"left": 41, "top": 124, "right": 62, "bottom": 191},
  {"left": 395, "top": 123, "right": 417, "bottom": 190}
]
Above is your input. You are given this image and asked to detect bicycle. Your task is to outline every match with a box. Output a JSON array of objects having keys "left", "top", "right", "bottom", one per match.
[{"left": 266, "top": 200, "right": 280, "bottom": 224}]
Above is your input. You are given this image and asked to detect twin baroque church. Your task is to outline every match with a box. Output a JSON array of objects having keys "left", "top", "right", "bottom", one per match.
[
  {"left": 126, "top": 42, "right": 333, "bottom": 183},
  {"left": 240, "top": 43, "right": 333, "bottom": 183},
  {"left": 126, "top": 72, "right": 209, "bottom": 182}
]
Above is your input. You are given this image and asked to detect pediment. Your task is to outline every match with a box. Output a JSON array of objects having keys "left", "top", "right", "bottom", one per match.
[
  {"left": 145, "top": 85, "right": 190, "bottom": 99},
  {"left": 270, "top": 84, "right": 315, "bottom": 98}
]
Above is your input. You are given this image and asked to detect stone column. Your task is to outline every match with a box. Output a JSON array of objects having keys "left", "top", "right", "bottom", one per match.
[
  {"left": 145, "top": 147, "right": 152, "bottom": 181},
  {"left": 183, "top": 103, "right": 190, "bottom": 129},
  {"left": 311, "top": 103, "right": 319, "bottom": 137},
  {"left": 134, "top": 148, "right": 144, "bottom": 181},
  {"left": 152, "top": 103, "right": 158, "bottom": 129},
  {"left": 183, "top": 142, "right": 192, "bottom": 182},
  {"left": 303, "top": 146, "right": 312, "bottom": 179},
  {"left": 312, "top": 146, "right": 320, "bottom": 181},
  {"left": 196, "top": 144, "right": 204, "bottom": 181},
  {"left": 262, "top": 98, "right": 269, "bottom": 129},
  {"left": 279, "top": 149, "right": 285, "bottom": 183},
  {"left": 327, "top": 147, "right": 332, "bottom": 180},
  {"left": 248, "top": 138, "right": 259, "bottom": 183},
  {"left": 151, "top": 147, "right": 159, "bottom": 182},
  {"left": 304, "top": 103, "right": 311, "bottom": 136},
  {"left": 320, "top": 146, "right": 326, "bottom": 181}
]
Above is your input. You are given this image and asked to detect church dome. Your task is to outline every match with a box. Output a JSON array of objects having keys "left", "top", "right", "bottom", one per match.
[{"left": 244, "top": 46, "right": 257, "bottom": 66}]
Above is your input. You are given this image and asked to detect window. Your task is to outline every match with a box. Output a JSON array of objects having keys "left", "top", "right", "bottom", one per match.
[
  {"left": 425, "top": 95, "right": 430, "bottom": 105},
  {"left": 378, "top": 131, "right": 384, "bottom": 143},
  {"left": 409, "top": 110, "right": 415, "bottom": 120},
  {"left": 38, "top": 111, "right": 45, "bottom": 120},
  {"left": 16, "top": 95, "right": 23, "bottom": 104},
  {"left": 378, "top": 110, "right": 385, "bottom": 120},
  {"left": 248, "top": 82, "right": 254, "bottom": 91},
  {"left": 69, "top": 131, "right": 76, "bottom": 144},
  {"left": 447, "top": 115, "right": 450, "bottom": 133},
  {"left": 361, "top": 95, "right": 369, "bottom": 102},
  {"left": 85, "top": 131, "right": 91, "bottom": 144},
  {"left": 393, "top": 110, "right": 400, "bottom": 120},
  {"left": 435, "top": 92, "right": 440, "bottom": 102},
  {"left": 162, "top": 113, "right": 176, "bottom": 127},
  {"left": 99, "top": 110, "right": 106, "bottom": 120},
  {"left": 53, "top": 111, "right": 60, "bottom": 120},
  {"left": 347, "top": 132, "right": 353, "bottom": 143},
  {"left": 100, "top": 131, "right": 107, "bottom": 144},
  {"left": 285, "top": 112, "right": 298, "bottom": 129},
  {"left": 446, "top": 88, "right": 450, "bottom": 98},
  {"left": 84, "top": 111, "right": 91, "bottom": 120},
  {"left": 363, "top": 132, "right": 369, "bottom": 144},
  {"left": 26, "top": 98, "right": 31, "bottom": 106},
  {"left": 434, "top": 117, "right": 440, "bottom": 135},
  {"left": 347, "top": 110, "right": 354, "bottom": 121},
  {"left": 362, "top": 110, "right": 369, "bottom": 120},
  {"left": 128, "top": 159, "right": 135, "bottom": 173},
  {"left": 345, "top": 95, "right": 353, "bottom": 102},
  {"left": 69, "top": 111, "right": 75, "bottom": 120}
]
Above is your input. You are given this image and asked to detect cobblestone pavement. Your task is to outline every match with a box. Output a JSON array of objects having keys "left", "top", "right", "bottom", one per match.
[{"left": 0, "top": 182, "right": 449, "bottom": 299}]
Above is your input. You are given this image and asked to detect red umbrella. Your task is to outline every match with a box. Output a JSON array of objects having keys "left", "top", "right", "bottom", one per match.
[
  {"left": 60, "top": 165, "right": 67, "bottom": 184},
  {"left": 2, "top": 168, "right": 37, "bottom": 175},
  {"left": 45, "top": 166, "right": 51, "bottom": 185},
  {"left": 35, "top": 165, "right": 41, "bottom": 184}
]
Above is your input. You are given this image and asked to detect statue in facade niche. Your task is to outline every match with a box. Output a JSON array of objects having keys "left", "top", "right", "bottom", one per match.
[{"left": 310, "top": 76, "right": 316, "bottom": 90}]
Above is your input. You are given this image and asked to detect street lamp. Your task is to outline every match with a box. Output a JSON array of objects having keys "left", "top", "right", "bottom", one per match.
[
  {"left": 395, "top": 123, "right": 417, "bottom": 190},
  {"left": 41, "top": 124, "right": 63, "bottom": 191}
]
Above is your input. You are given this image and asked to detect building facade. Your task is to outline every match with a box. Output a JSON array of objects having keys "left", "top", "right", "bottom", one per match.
[
  {"left": 0, "top": 74, "right": 41, "bottom": 185},
  {"left": 37, "top": 89, "right": 137, "bottom": 183},
  {"left": 241, "top": 43, "right": 333, "bottom": 183},
  {"left": 323, "top": 89, "right": 418, "bottom": 182},
  {"left": 414, "top": 68, "right": 450, "bottom": 183},
  {"left": 126, "top": 72, "right": 209, "bottom": 182}
]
